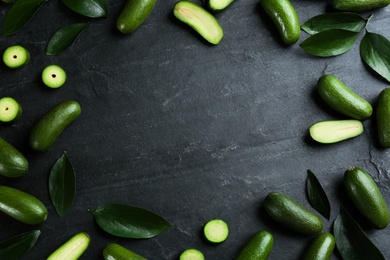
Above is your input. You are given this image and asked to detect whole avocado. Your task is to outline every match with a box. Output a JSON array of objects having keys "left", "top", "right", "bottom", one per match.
[
  {"left": 344, "top": 167, "right": 389, "bottom": 229},
  {"left": 331, "top": 0, "right": 390, "bottom": 12},
  {"left": 116, "top": 0, "right": 157, "bottom": 34},
  {"left": 0, "top": 137, "right": 28, "bottom": 178},
  {"left": 264, "top": 192, "right": 323, "bottom": 235}
]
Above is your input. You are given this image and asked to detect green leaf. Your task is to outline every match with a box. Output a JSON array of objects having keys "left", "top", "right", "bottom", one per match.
[
  {"left": 300, "top": 29, "right": 359, "bottom": 57},
  {"left": 0, "top": 230, "right": 41, "bottom": 259},
  {"left": 62, "top": 0, "right": 108, "bottom": 18},
  {"left": 2, "top": 0, "right": 15, "bottom": 3},
  {"left": 88, "top": 204, "right": 173, "bottom": 238},
  {"left": 333, "top": 207, "right": 385, "bottom": 260},
  {"left": 301, "top": 12, "right": 366, "bottom": 35},
  {"left": 46, "top": 23, "right": 89, "bottom": 56},
  {"left": 49, "top": 152, "right": 76, "bottom": 217},
  {"left": 2, "top": 0, "right": 48, "bottom": 36},
  {"left": 306, "top": 170, "right": 331, "bottom": 219},
  {"left": 360, "top": 31, "right": 390, "bottom": 83}
]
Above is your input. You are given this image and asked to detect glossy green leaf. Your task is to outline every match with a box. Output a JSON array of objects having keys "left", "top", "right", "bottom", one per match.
[
  {"left": 2, "top": 0, "right": 15, "bottom": 3},
  {"left": 333, "top": 207, "right": 385, "bottom": 260},
  {"left": 88, "top": 204, "right": 173, "bottom": 238},
  {"left": 360, "top": 31, "right": 390, "bottom": 83},
  {"left": 62, "top": 0, "right": 108, "bottom": 18},
  {"left": 46, "top": 23, "right": 89, "bottom": 56},
  {"left": 49, "top": 152, "right": 76, "bottom": 217},
  {"left": 2, "top": 0, "right": 48, "bottom": 36},
  {"left": 301, "top": 13, "right": 366, "bottom": 35},
  {"left": 306, "top": 170, "right": 331, "bottom": 219},
  {"left": 0, "top": 230, "right": 41, "bottom": 259},
  {"left": 299, "top": 29, "right": 359, "bottom": 57}
]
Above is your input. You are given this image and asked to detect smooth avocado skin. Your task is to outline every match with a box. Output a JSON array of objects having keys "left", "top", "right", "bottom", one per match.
[
  {"left": 260, "top": 0, "right": 300, "bottom": 44},
  {"left": 344, "top": 167, "right": 389, "bottom": 229},
  {"left": 317, "top": 74, "right": 372, "bottom": 120},
  {"left": 302, "top": 232, "right": 335, "bottom": 260},
  {"left": 103, "top": 243, "right": 147, "bottom": 260},
  {"left": 0, "top": 185, "right": 48, "bottom": 225},
  {"left": 116, "top": 0, "right": 157, "bottom": 34},
  {"left": 29, "top": 100, "right": 81, "bottom": 152},
  {"left": 376, "top": 88, "right": 390, "bottom": 148},
  {"left": 331, "top": 0, "right": 390, "bottom": 12},
  {"left": 0, "top": 137, "right": 28, "bottom": 178},
  {"left": 235, "top": 230, "right": 274, "bottom": 260},
  {"left": 264, "top": 192, "right": 323, "bottom": 235}
]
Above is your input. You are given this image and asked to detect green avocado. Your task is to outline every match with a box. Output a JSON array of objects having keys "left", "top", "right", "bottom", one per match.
[
  {"left": 376, "top": 88, "right": 390, "bottom": 148},
  {"left": 174, "top": 1, "right": 224, "bottom": 45},
  {"left": 317, "top": 74, "right": 372, "bottom": 120},
  {"left": 0, "top": 137, "right": 28, "bottom": 178},
  {"left": 116, "top": 0, "right": 157, "bottom": 34},
  {"left": 236, "top": 230, "right": 274, "bottom": 260},
  {"left": 0, "top": 185, "right": 48, "bottom": 225},
  {"left": 264, "top": 192, "right": 323, "bottom": 235},
  {"left": 47, "top": 232, "right": 90, "bottom": 260},
  {"left": 206, "top": 0, "right": 234, "bottom": 11},
  {"left": 103, "top": 243, "right": 147, "bottom": 260},
  {"left": 344, "top": 167, "right": 389, "bottom": 229},
  {"left": 260, "top": 0, "right": 300, "bottom": 44},
  {"left": 331, "top": 0, "right": 390, "bottom": 12},
  {"left": 303, "top": 232, "right": 335, "bottom": 260},
  {"left": 29, "top": 100, "right": 81, "bottom": 152}
]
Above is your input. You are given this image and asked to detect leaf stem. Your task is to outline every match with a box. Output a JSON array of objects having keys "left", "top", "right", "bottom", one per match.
[{"left": 364, "top": 14, "right": 374, "bottom": 31}]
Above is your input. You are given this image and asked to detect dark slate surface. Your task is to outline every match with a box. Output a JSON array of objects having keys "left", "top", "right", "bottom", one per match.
[{"left": 1, "top": 0, "right": 389, "bottom": 259}]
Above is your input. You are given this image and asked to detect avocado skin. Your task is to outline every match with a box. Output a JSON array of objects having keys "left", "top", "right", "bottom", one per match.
[
  {"left": 303, "top": 232, "right": 335, "bottom": 260},
  {"left": 331, "top": 0, "right": 390, "bottom": 12},
  {"left": 29, "top": 100, "right": 81, "bottom": 152},
  {"left": 0, "top": 185, "right": 48, "bottom": 225},
  {"left": 0, "top": 137, "right": 28, "bottom": 178},
  {"left": 264, "top": 192, "right": 323, "bottom": 235},
  {"left": 344, "top": 167, "right": 389, "bottom": 229},
  {"left": 260, "top": 0, "right": 300, "bottom": 44},
  {"left": 317, "top": 74, "right": 372, "bottom": 120},
  {"left": 116, "top": 0, "right": 157, "bottom": 34},
  {"left": 236, "top": 230, "right": 274, "bottom": 260},
  {"left": 376, "top": 88, "right": 390, "bottom": 148}
]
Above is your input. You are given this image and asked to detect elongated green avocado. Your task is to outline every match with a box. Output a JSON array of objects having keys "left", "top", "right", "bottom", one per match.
[
  {"left": 236, "top": 230, "right": 274, "bottom": 260},
  {"left": 344, "top": 167, "right": 389, "bottom": 229},
  {"left": 260, "top": 0, "right": 300, "bottom": 44},
  {"left": 376, "top": 88, "right": 390, "bottom": 148},
  {"left": 29, "top": 100, "right": 81, "bottom": 152},
  {"left": 0, "top": 185, "right": 48, "bottom": 225},
  {"left": 116, "top": 0, "right": 157, "bottom": 34},
  {"left": 303, "top": 232, "right": 335, "bottom": 260},
  {"left": 103, "top": 243, "right": 147, "bottom": 260},
  {"left": 0, "top": 137, "right": 28, "bottom": 177},
  {"left": 317, "top": 74, "right": 372, "bottom": 120},
  {"left": 264, "top": 192, "right": 323, "bottom": 235},
  {"left": 331, "top": 0, "right": 390, "bottom": 12}
]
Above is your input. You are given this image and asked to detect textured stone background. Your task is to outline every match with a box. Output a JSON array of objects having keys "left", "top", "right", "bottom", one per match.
[{"left": 0, "top": 0, "right": 389, "bottom": 259}]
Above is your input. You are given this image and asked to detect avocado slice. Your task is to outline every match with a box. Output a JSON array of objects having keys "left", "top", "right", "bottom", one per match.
[{"left": 174, "top": 1, "right": 224, "bottom": 45}]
